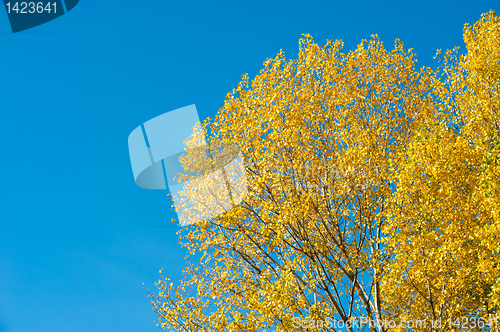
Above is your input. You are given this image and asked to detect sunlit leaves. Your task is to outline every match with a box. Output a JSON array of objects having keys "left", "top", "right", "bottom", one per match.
[
  {"left": 382, "top": 10, "right": 500, "bottom": 332},
  {"left": 148, "top": 11, "right": 500, "bottom": 332}
]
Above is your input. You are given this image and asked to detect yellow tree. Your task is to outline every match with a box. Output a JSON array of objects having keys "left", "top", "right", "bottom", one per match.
[
  {"left": 147, "top": 12, "right": 499, "bottom": 331},
  {"left": 382, "top": 10, "right": 500, "bottom": 331}
]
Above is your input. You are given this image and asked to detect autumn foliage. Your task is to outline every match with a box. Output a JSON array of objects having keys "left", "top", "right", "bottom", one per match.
[{"left": 148, "top": 11, "right": 499, "bottom": 332}]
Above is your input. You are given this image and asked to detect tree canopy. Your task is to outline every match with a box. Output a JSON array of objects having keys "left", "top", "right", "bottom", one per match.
[{"left": 148, "top": 11, "right": 499, "bottom": 332}]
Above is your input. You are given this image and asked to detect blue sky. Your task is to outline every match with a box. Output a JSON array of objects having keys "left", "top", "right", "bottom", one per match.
[{"left": 0, "top": 0, "right": 498, "bottom": 331}]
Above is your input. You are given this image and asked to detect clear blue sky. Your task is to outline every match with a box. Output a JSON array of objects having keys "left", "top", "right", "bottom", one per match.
[{"left": 0, "top": 1, "right": 497, "bottom": 331}]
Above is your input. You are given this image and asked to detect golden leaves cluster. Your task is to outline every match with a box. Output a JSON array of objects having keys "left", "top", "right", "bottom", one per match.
[
  {"left": 382, "top": 10, "right": 500, "bottom": 331},
  {"left": 148, "top": 11, "right": 500, "bottom": 332}
]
